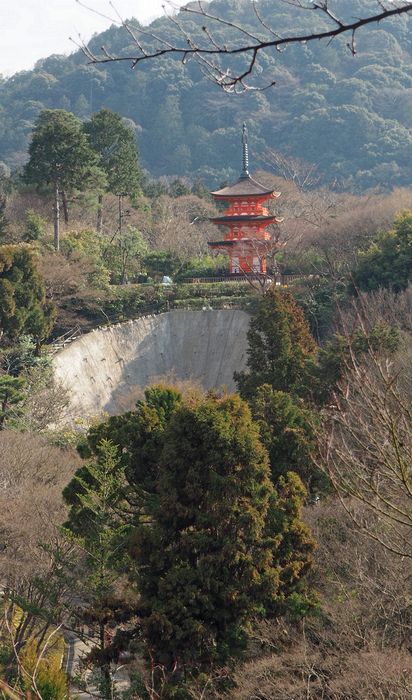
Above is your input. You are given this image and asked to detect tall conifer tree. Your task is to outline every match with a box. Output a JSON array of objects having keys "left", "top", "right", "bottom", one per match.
[
  {"left": 0, "top": 244, "right": 55, "bottom": 343},
  {"left": 24, "top": 109, "right": 103, "bottom": 249},
  {"left": 235, "top": 289, "right": 317, "bottom": 399},
  {"left": 83, "top": 109, "right": 142, "bottom": 231},
  {"left": 128, "top": 393, "right": 314, "bottom": 695}
]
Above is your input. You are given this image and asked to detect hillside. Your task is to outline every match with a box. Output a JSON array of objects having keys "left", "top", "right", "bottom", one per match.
[{"left": 1, "top": 0, "right": 412, "bottom": 189}]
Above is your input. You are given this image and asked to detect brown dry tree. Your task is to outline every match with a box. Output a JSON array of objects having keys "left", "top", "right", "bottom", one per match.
[{"left": 319, "top": 302, "right": 412, "bottom": 559}]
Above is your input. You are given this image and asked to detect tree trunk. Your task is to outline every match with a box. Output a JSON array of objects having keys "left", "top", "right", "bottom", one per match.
[
  {"left": 61, "top": 190, "right": 69, "bottom": 225},
  {"left": 99, "top": 621, "right": 113, "bottom": 700},
  {"left": 97, "top": 193, "right": 103, "bottom": 233},
  {"left": 120, "top": 245, "right": 128, "bottom": 285},
  {"left": 0, "top": 397, "right": 7, "bottom": 429},
  {"left": 54, "top": 182, "right": 60, "bottom": 251}
]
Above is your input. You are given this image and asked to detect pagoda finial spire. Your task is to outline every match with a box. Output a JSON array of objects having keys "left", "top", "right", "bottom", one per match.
[{"left": 241, "top": 122, "right": 249, "bottom": 178}]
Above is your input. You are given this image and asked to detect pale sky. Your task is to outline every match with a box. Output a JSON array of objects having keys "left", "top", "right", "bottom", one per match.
[{"left": 0, "top": 0, "right": 185, "bottom": 77}]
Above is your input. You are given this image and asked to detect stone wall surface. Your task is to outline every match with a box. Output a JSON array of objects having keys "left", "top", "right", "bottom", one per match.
[{"left": 53, "top": 310, "right": 250, "bottom": 420}]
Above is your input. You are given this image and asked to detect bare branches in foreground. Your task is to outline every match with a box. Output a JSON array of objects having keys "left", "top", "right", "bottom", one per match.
[
  {"left": 75, "top": 1, "right": 412, "bottom": 91},
  {"left": 319, "top": 292, "right": 412, "bottom": 558}
]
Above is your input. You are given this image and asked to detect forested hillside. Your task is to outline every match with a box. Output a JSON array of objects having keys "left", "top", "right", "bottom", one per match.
[{"left": 1, "top": 0, "right": 412, "bottom": 189}]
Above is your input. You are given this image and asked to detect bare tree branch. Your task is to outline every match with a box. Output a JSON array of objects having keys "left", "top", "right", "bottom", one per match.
[
  {"left": 317, "top": 293, "right": 412, "bottom": 559},
  {"left": 73, "top": 0, "right": 412, "bottom": 91}
]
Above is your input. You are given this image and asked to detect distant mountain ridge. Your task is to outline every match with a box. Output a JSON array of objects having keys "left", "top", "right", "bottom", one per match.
[{"left": 1, "top": 0, "right": 412, "bottom": 190}]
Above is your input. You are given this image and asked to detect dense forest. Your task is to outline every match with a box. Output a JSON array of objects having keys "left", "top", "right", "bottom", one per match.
[{"left": 2, "top": 0, "right": 412, "bottom": 188}]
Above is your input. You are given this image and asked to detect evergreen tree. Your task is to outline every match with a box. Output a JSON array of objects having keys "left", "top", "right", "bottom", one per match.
[
  {"left": 264, "top": 471, "right": 316, "bottom": 617},
  {"left": 83, "top": 109, "right": 142, "bottom": 195},
  {"left": 250, "top": 384, "right": 325, "bottom": 493},
  {"left": 80, "top": 384, "right": 183, "bottom": 500},
  {"left": 352, "top": 211, "right": 412, "bottom": 292},
  {"left": 304, "top": 322, "right": 401, "bottom": 406},
  {"left": 128, "top": 393, "right": 314, "bottom": 695},
  {"left": 23, "top": 209, "right": 47, "bottom": 242},
  {"left": 235, "top": 289, "right": 317, "bottom": 399},
  {"left": 0, "top": 374, "right": 25, "bottom": 428},
  {"left": 23, "top": 109, "right": 104, "bottom": 250},
  {"left": 83, "top": 109, "right": 142, "bottom": 232},
  {"left": 71, "top": 387, "right": 315, "bottom": 697},
  {"left": 0, "top": 244, "right": 55, "bottom": 344},
  {"left": 62, "top": 439, "right": 130, "bottom": 699}
]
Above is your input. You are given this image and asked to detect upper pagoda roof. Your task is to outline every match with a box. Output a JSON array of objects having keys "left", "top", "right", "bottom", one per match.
[
  {"left": 211, "top": 174, "right": 277, "bottom": 198},
  {"left": 210, "top": 122, "right": 279, "bottom": 199}
]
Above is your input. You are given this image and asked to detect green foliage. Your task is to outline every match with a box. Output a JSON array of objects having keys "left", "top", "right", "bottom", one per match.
[
  {"left": 83, "top": 108, "right": 142, "bottom": 196},
  {"left": 172, "top": 295, "right": 251, "bottom": 311},
  {"left": 294, "top": 278, "right": 347, "bottom": 343},
  {"left": 265, "top": 472, "right": 317, "bottom": 616},
  {"left": 35, "top": 675, "right": 66, "bottom": 700},
  {"left": 127, "top": 392, "right": 314, "bottom": 694},
  {"left": 250, "top": 384, "right": 326, "bottom": 493},
  {"left": 0, "top": 643, "right": 11, "bottom": 666},
  {"left": 176, "top": 253, "right": 228, "bottom": 280},
  {"left": 172, "top": 281, "right": 251, "bottom": 299},
  {"left": 122, "top": 671, "right": 150, "bottom": 700},
  {"left": 143, "top": 250, "right": 182, "bottom": 279},
  {"left": 104, "top": 226, "right": 148, "bottom": 284},
  {"left": 0, "top": 374, "right": 25, "bottom": 428},
  {"left": 23, "top": 209, "right": 46, "bottom": 242},
  {"left": 63, "top": 440, "right": 129, "bottom": 591},
  {"left": 82, "top": 384, "right": 183, "bottom": 498},
  {"left": 62, "top": 440, "right": 131, "bottom": 699},
  {"left": 130, "top": 394, "right": 278, "bottom": 674},
  {"left": 305, "top": 322, "right": 401, "bottom": 405},
  {"left": 0, "top": 164, "right": 11, "bottom": 245},
  {"left": 79, "top": 388, "right": 314, "bottom": 695},
  {"left": 77, "top": 281, "right": 253, "bottom": 329},
  {"left": 101, "top": 284, "right": 167, "bottom": 320},
  {"left": 2, "top": 2, "right": 412, "bottom": 188},
  {"left": 352, "top": 211, "right": 412, "bottom": 292},
  {"left": 235, "top": 289, "right": 317, "bottom": 399},
  {"left": 141, "top": 177, "right": 209, "bottom": 200},
  {"left": 0, "top": 244, "right": 55, "bottom": 342},
  {"left": 60, "top": 228, "right": 111, "bottom": 288},
  {"left": 0, "top": 334, "right": 44, "bottom": 375},
  {"left": 0, "top": 333, "right": 65, "bottom": 432},
  {"left": 20, "top": 636, "right": 68, "bottom": 700},
  {"left": 23, "top": 109, "right": 101, "bottom": 194}
]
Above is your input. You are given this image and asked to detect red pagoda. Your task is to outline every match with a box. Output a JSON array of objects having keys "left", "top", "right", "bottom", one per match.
[{"left": 208, "top": 123, "right": 282, "bottom": 275}]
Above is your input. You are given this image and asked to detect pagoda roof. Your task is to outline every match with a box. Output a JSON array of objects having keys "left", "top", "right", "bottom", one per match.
[
  {"left": 210, "top": 214, "right": 282, "bottom": 225},
  {"left": 208, "top": 238, "right": 279, "bottom": 247},
  {"left": 208, "top": 240, "right": 238, "bottom": 246},
  {"left": 211, "top": 174, "right": 278, "bottom": 198}
]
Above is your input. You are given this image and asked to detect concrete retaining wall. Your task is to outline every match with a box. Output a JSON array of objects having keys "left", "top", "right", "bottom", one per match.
[{"left": 53, "top": 309, "right": 250, "bottom": 420}]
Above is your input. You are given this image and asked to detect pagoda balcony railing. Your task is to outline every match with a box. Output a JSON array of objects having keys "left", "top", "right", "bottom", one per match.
[{"left": 182, "top": 273, "right": 313, "bottom": 285}]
